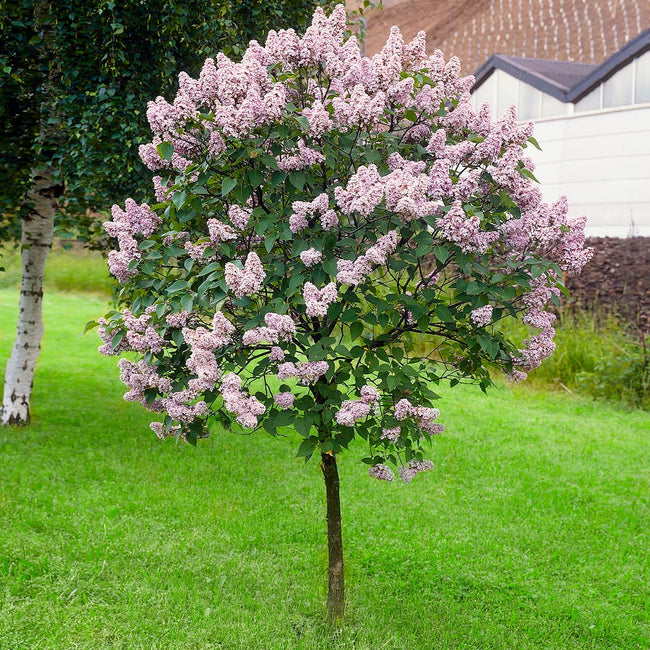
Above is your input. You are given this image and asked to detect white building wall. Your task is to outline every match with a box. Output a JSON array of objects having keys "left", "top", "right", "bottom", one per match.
[{"left": 529, "top": 105, "right": 650, "bottom": 237}]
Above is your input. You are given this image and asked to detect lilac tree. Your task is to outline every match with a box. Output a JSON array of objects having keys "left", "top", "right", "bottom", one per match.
[{"left": 97, "top": 5, "right": 591, "bottom": 618}]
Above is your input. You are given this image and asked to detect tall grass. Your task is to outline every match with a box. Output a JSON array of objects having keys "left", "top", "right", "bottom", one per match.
[
  {"left": 505, "top": 310, "right": 649, "bottom": 409},
  {"left": 0, "top": 243, "right": 113, "bottom": 295}
]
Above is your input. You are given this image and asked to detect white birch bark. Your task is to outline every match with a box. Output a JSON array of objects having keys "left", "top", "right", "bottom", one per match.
[{"left": 1, "top": 171, "right": 56, "bottom": 425}]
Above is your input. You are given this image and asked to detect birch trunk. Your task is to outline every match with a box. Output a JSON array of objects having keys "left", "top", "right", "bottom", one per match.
[{"left": 1, "top": 171, "right": 56, "bottom": 425}]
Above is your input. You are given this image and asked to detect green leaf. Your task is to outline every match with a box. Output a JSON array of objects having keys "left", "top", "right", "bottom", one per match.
[
  {"left": 528, "top": 136, "right": 542, "bottom": 151},
  {"left": 221, "top": 178, "right": 237, "bottom": 196},
  {"left": 157, "top": 141, "right": 174, "bottom": 161},
  {"left": 248, "top": 169, "right": 264, "bottom": 188},
  {"left": 260, "top": 154, "right": 278, "bottom": 170},
  {"left": 166, "top": 280, "right": 190, "bottom": 294},
  {"left": 434, "top": 246, "right": 449, "bottom": 264},
  {"left": 180, "top": 294, "right": 194, "bottom": 313},
  {"left": 198, "top": 261, "right": 221, "bottom": 277},
  {"left": 172, "top": 190, "right": 187, "bottom": 210},
  {"left": 289, "top": 171, "right": 305, "bottom": 190},
  {"left": 295, "top": 115, "right": 310, "bottom": 130},
  {"left": 271, "top": 171, "right": 287, "bottom": 188},
  {"left": 83, "top": 320, "right": 99, "bottom": 334},
  {"left": 435, "top": 304, "right": 454, "bottom": 322},
  {"left": 340, "top": 308, "right": 358, "bottom": 323},
  {"left": 110, "top": 330, "right": 124, "bottom": 352},
  {"left": 294, "top": 416, "right": 313, "bottom": 437},
  {"left": 296, "top": 438, "right": 317, "bottom": 460},
  {"left": 350, "top": 320, "right": 363, "bottom": 341}
]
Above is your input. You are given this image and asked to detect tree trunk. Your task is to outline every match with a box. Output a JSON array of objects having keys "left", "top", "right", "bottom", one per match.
[
  {"left": 1, "top": 171, "right": 56, "bottom": 425},
  {"left": 321, "top": 451, "right": 345, "bottom": 619}
]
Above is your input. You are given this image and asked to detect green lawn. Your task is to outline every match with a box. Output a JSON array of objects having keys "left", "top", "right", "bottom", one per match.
[{"left": 1, "top": 287, "right": 649, "bottom": 649}]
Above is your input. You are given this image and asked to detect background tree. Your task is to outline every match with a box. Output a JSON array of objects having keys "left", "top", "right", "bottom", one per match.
[
  {"left": 0, "top": 0, "right": 334, "bottom": 425},
  {"left": 96, "top": 5, "right": 591, "bottom": 618}
]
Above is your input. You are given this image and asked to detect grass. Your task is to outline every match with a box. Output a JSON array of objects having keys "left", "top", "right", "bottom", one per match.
[
  {"left": 0, "top": 243, "right": 113, "bottom": 295},
  {"left": 1, "top": 288, "right": 649, "bottom": 648},
  {"left": 498, "top": 310, "right": 649, "bottom": 410}
]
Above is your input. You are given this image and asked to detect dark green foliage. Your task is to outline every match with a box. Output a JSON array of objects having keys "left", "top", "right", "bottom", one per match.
[{"left": 0, "top": 0, "right": 334, "bottom": 243}]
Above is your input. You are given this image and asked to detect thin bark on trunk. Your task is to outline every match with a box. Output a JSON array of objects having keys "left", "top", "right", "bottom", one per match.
[
  {"left": 321, "top": 451, "right": 345, "bottom": 619},
  {"left": 1, "top": 171, "right": 56, "bottom": 425}
]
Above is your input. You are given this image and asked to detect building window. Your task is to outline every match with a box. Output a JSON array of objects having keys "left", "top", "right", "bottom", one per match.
[
  {"left": 575, "top": 87, "right": 601, "bottom": 112},
  {"left": 602, "top": 62, "right": 634, "bottom": 107},
  {"left": 635, "top": 51, "right": 650, "bottom": 103},
  {"left": 495, "top": 70, "right": 519, "bottom": 117},
  {"left": 518, "top": 82, "right": 541, "bottom": 120}
]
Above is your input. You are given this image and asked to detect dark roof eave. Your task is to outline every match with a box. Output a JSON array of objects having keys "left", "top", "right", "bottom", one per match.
[
  {"left": 472, "top": 55, "right": 573, "bottom": 102},
  {"left": 567, "top": 28, "right": 650, "bottom": 102},
  {"left": 472, "top": 28, "right": 650, "bottom": 104}
]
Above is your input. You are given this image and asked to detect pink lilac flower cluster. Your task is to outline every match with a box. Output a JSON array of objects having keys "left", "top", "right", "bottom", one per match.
[
  {"left": 501, "top": 195, "right": 593, "bottom": 276},
  {"left": 224, "top": 252, "right": 265, "bottom": 298},
  {"left": 383, "top": 153, "right": 440, "bottom": 222},
  {"left": 123, "top": 307, "right": 165, "bottom": 354},
  {"left": 207, "top": 219, "right": 238, "bottom": 244},
  {"left": 228, "top": 204, "right": 252, "bottom": 230},
  {"left": 242, "top": 312, "right": 296, "bottom": 345},
  {"left": 517, "top": 327, "right": 556, "bottom": 373},
  {"left": 332, "top": 85, "right": 387, "bottom": 129},
  {"left": 302, "top": 100, "right": 333, "bottom": 135},
  {"left": 180, "top": 312, "right": 234, "bottom": 398},
  {"left": 277, "top": 360, "right": 329, "bottom": 384},
  {"left": 398, "top": 459, "right": 434, "bottom": 483},
  {"left": 118, "top": 358, "right": 172, "bottom": 408},
  {"left": 273, "top": 392, "right": 295, "bottom": 410},
  {"left": 152, "top": 175, "right": 172, "bottom": 202},
  {"left": 299, "top": 248, "right": 323, "bottom": 267},
  {"left": 303, "top": 282, "right": 338, "bottom": 317},
  {"left": 336, "top": 231, "right": 398, "bottom": 285},
  {"left": 276, "top": 139, "right": 325, "bottom": 172},
  {"left": 219, "top": 372, "right": 266, "bottom": 428},
  {"left": 507, "top": 276, "right": 563, "bottom": 376},
  {"left": 470, "top": 305, "right": 493, "bottom": 327},
  {"left": 289, "top": 193, "right": 337, "bottom": 233},
  {"left": 184, "top": 240, "right": 215, "bottom": 262},
  {"left": 437, "top": 201, "right": 499, "bottom": 254},
  {"left": 165, "top": 310, "right": 189, "bottom": 328},
  {"left": 97, "top": 317, "right": 130, "bottom": 356},
  {"left": 104, "top": 200, "right": 161, "bottom": 282},
  {"left": 335, "top": 401, "right": 370, "bottom": 426},
  {"left": 334, "top": 164, "right": 384, "bottom": 217},
  {"left": 381, "top": 427, "right": 401, "bottom": 442},
  {"left": 149, "top": 422, "right": 182, "bottom": 440},
  {"left": 335, "top": 385, "right": 380, "bottom": 427},
  {"left": 161, "top": 391, "right": 208, "bottom": 423},
  {"left": 394, "top": 398, "right": 444, "bottom": 435},
  {"left": 269, "top": 346, "right": 285, "bottom": 362},
  {"left": 368, "top": 464, "right": 395, "bottom": 481}
]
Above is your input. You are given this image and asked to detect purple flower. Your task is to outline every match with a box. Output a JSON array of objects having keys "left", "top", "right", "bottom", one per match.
[
  {"left": 368, "top": 464, "right": 395, "bottom": 481},
  {"left": 470, "top": 305, "right": 493, "bottom": 327},
  {"left": 273, "top": 392, "right": 295, "bottom": 410}
]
